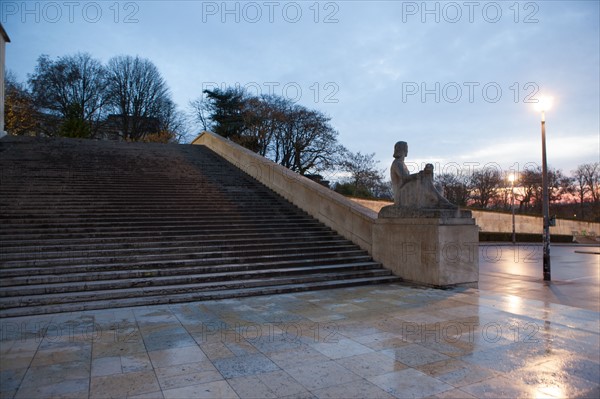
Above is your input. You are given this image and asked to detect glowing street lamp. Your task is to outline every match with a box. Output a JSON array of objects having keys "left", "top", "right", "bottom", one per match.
[
  {"left": 508, "top": 173, "right": 517, "bottom": 245},
  {"left": 534, "top": 96, "right": 553, "bottom": 281}
]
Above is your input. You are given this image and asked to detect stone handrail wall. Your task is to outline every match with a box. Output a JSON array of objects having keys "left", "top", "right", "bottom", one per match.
[
  {"left": 351, "top": 198, "right": 600, "bottom": 237},
  {"left": 192, "top": 131, "right": 480, "bottom": 287},
  {"left": 191, "top": 131, "right": 378, "bottom": 252}
]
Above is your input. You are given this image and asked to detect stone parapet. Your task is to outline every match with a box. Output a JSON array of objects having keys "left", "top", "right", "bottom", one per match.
[
  {"left": 192, "top": 131, "right": 480, "bottom": 287},
  {"left": 352, "top": 197, "right": 600, "bottom": 237}
]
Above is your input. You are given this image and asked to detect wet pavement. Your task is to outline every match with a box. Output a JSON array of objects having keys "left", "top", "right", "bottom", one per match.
[
  {"left": 479, "top": 243, "right": 600, "bottom": 312},
  {"left": 1, "top": 245, "right": 599, "bottom": 398}
]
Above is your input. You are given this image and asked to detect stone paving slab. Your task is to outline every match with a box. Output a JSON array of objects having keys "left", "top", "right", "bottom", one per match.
[{"left": 1, "top": 280, "right": 599, "bottom": 399}]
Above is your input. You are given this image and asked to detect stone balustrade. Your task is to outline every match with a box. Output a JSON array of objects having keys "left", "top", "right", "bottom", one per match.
[
  {"left": 192, "top": 131, "right": 480, "bottom": 288},
  {"left": 351, "top": 198, "right": 600, "bottom": 237}
]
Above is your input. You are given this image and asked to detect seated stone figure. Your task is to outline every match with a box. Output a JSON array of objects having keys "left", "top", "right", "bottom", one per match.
[{"left": 389, "top": 141, "right": 456, "bottom": 209}]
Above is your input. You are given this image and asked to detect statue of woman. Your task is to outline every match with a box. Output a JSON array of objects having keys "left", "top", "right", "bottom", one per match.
[{"left": 390, "top": 141, "right": 455, "bottom": 209}]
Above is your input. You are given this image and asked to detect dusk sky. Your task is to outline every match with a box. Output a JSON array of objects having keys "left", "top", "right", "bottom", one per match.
[{"left": 2, "top": 0, "right": 599, "bottom": 176}]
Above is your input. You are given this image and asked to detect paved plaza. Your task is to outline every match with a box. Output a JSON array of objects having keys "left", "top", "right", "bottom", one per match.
[{"left": 1, "top": 244, "right": 599, "bottom": 398}]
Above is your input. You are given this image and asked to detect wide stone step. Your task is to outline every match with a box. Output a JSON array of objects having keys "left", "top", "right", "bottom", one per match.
[
  {"left": 0, "top": 252, "right": 372, "bottom": 277},
  {"left": 0, "top": 207, "right": 290, "bottom": 217},
  {"left": 0, "top": 183, "right": 270, "bottom": 190},
  {"left": 1, "top": 258, "right": 378, "bottom": 287},
  {"left": 0, "top": 207, "right": 298, "bottom": 218},
  {"left": 0, "top": 231, "right": 338, "bottom": 251},
  {"left": 0, "top": 227, "right": 335, "bottom": 246},
  {"left": 0, "top": 200, "right": 287, "bottom": 209},
  {"left": 0, "top": 243, "right": 360, "bottom": 268},
  {"left": 0, "top": 193, "right": 281, "bottom": 200},
  {"left": 0, "top": 238, "right": 353, "bottom": 264},
  {"left": 0, "top": 270, "right": 396, "bottom": 309},
  {"left": 0, "top": 220, "right": 325, "bottom": 237},
  {"left": 1, "top": 262, "right": 387, "bottom": 296},
  {"left": 0, "top": 275, "right": 401, "bottom": 318},
  {"left": 0, "top": 210, "right": 304, "bottom": 223},
  {"left": 0, "top": 186, "right": 214, "bottom": 193},
  {"left": 0, "top": 207, "right": 300, "bottom": 218},
  {"left": 0, "top": 191, "right": 279, "bottom": 199},
  {"left": 0, "top": 214, "right": 310, "bottom": 229},
  {"left": 0, "top": 185, "right": 233, "bottom": 192}
]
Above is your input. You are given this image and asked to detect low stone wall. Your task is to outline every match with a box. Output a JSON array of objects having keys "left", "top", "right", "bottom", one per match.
[
  {"left": 351, "top": 198, "right": 600, "bottom": 237},
  {"left": 192, "top": 131, "right": 479, "bottom": 287}
]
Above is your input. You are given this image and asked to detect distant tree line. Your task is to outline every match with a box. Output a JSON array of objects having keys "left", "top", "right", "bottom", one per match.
[
  {"left": 436, "top": 162, "right": 600, "bottom": 221},
  {"left": 5, "top": 52, "right": 185, "bottom": 142}
]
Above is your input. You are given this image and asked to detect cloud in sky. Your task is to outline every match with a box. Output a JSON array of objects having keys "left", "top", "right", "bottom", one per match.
[{"left": 2, "top": 0, "right": 598, "bottom": 173}]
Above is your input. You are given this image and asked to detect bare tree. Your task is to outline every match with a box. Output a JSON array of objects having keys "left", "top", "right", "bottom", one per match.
[
  {"left": 518, "top": 166, "right": 570, "bottom": 213},
  {"left": 534, "top": 168, "right": 570, "bottom": 206},
  {"left": 156, "top": 97, "right": 188, "bottom": 142},
  {"left": 106, "top": 55, "right": 172, "bottom": 141},
  {"left": 580, "top": 162, "right": 600, "bottom": 204},
  {"left": 189, "top": 96, "right": 212, "bottom": 132},
  {"left": 242, "top": 94, "right": 286, "bottom": 157},
  {"left": 195, "top": 86, "right": 341, "bottom": 175},
  {"left": 519, "top": 167, "right": 541, "bottom": 211},
  {"left": 337, "top": 150, "right": 386, "bottom": 198},
  {"left": 572, "top": 165, "right": 591, "bottom": 203},
  {"left": 28, "top": 53, "right": 109, "bottom": 136},
  {"left": 275, "top": 104, "right": 339, "bottom": 174},
  {"left": 568, "top": 162, "right": 600, "bottom": 220},
  {"left": 436, "top": 172, "right": 471, "bottom": 207},
  {"left": 470, "top": 168, "right": 502, "bottom": 208}
]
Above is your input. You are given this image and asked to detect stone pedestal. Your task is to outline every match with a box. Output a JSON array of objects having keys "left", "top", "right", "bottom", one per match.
[{"left": 373, "top": 206, "right": 479, "bottom": 288}]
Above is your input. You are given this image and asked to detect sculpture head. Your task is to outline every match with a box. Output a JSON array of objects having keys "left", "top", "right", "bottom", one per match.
[
  {"left": 424, "top": 163, "right": 434, "bottom": 175},
  {"left": 393, "top": 141, "right": 408, "bottom": 159}
]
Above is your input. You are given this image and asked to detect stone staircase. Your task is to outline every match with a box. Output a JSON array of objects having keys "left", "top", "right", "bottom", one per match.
[{"left": 0, "top": 136, "right": 399, "bottom": 317}]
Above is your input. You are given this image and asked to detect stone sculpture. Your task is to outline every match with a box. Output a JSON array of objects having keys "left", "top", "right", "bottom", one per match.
[
  {"left": 379, "top": 141, "right": 467, "bottom": 218},
  {"left": 390, "top": 141, "right": 455, "bottom": 209},
  {"left": 375, "top": 141, "right": 478, "bottom": 286}
]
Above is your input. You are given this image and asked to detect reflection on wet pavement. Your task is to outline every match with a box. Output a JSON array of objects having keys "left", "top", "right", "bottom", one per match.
[
  {"left": 1, "top": 246, "right": 599, "bottom": 398},
  {"left": 479, "top": 244, "right": 599, "bottom": 311}
]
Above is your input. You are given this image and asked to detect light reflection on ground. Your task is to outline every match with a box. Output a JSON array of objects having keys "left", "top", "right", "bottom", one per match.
[
  {"left": 0, "top": 244, "right": 598, "bottom": 398},
  {"left": 479, "top": 243, "right": 600, "bottom": 311}
]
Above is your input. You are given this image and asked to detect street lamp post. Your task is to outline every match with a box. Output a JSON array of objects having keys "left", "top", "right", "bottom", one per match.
[
  {"left": 535, "top": 97, "right": 553, "bottom": 281},
  {"left": 509, "top": 173, "right": 516, "bottom": 245}
]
